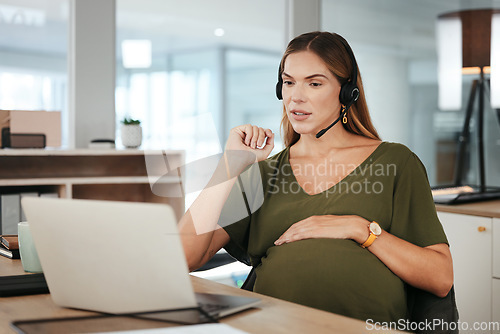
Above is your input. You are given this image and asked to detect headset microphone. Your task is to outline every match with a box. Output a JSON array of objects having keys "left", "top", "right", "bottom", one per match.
[
  {"left": 315, "top": 113, "right": 343, "bottom": 139},
  {"left": 315, "top": 96, "right": 357, "bottom": 139}
]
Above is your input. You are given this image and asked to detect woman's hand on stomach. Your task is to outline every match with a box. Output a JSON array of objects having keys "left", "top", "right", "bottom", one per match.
[{"left": 274, "top": 214, "right": 369, "bottom": 246}]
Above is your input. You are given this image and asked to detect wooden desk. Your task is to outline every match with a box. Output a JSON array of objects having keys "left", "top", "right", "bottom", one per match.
[
  {"left": 0, "top": 257, "right": 403, "bottom": 334},
  {"left": 436, "top": 199, "right": 500, "bottom": 218}
]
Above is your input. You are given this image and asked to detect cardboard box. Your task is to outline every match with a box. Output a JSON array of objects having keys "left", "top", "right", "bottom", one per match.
[{"left": 0, "top": 110, "right": 61, "bottom": 147}]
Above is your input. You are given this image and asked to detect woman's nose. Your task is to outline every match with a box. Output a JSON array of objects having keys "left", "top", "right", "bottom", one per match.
[{"left": 290, "top": 85, "right": 306, "bottom": 103}]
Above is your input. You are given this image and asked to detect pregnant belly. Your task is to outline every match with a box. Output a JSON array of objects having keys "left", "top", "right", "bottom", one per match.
[{"left": 253, "top": 238, "right": 407, "bottom": 322}]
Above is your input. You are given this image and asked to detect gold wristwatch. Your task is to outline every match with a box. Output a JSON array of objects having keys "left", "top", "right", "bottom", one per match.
[{"left": 360, "top": 222, "right": 381, "bottom": 248}]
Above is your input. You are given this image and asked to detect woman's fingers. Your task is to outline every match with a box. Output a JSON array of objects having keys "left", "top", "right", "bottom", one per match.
[
  {"left": 263, "top": 131, "right": 274, "bottom": 153},
  {"left": 264, "top": 128, "right": 273, "bottom": 140},
  {"left": 249, "top": 125, "right": 259, "bottom": 148},
  {"left": 226, "top": 124, "right": 274, "bottom": 162},
  {"left": 240, "top": 124, "right": 272, "bottom": 149},
  {"left": 274, "top": 221, "right": 306, "bottom": 245},
  {"left": 242, "top": 124, "right": 253, "bottom": 146},
  {"left": 273, "top": 215, "right": 354, "bottom": 246},
  {"left": 256, "top": 127, "right": 267, "bottom": 148}
]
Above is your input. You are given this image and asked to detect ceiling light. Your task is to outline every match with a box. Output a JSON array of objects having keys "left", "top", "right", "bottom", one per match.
[
  {"left": 121, "top": 40, "right": 152, "bottom": 69},
  {"left": 214, "top": 28, "right": 225, "bottom": 37}
]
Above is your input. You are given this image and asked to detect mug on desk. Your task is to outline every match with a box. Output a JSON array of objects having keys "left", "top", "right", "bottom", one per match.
[{"left": 18, "top": 221, "right": 43, "bottom": 273}]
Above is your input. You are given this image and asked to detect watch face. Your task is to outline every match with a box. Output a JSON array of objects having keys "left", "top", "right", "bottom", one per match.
[{"left": 369, "top": 222, "right": 382, "bottom": 236}]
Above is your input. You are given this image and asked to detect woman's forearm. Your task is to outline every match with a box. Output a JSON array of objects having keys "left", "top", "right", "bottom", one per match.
[
  {"left": 179, "top": 125, "right": 274, "bottom": 271},
  {"left": 178, "top": 154, "right": 249, "bottom": 271},
  {"left": 365, "top": 229, "right": 453, "bottom": 297}
]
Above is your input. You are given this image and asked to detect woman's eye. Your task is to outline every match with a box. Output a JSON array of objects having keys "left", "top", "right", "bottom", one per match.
[
  {"left": 310, "top": 82, "right": 322, "bottom": 87},
  {"left": 283, "top": 81, "right": 294, "bottom": 86}
]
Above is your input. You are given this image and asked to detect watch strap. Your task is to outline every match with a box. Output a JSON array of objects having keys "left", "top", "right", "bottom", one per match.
[{"left": 361, "top": 233, "right": 377, "bottom": 248}]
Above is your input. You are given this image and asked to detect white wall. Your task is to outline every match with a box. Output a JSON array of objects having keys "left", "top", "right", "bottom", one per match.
[
  {"left": 0, "top": 50, "right": 66, "bottom": 73},
  {"left": 69, "top": 0, "right": 116, "bottom": 148},
  {"left": 355, "top": 49, "right": 411, "bottom": 146}
]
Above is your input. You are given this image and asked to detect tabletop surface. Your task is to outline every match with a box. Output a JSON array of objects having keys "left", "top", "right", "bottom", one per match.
[
  {"left": 435, "top": 199, "right": 500, "bottom": 218},
  {"left": 0, "top": 256, "right": 406, "bottom": 334}
]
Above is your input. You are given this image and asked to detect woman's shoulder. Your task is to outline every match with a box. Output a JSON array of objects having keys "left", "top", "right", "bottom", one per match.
[
  {"left": 376, "top": 142, "right": 428, "bottom": 174},
  {"left": 378, "top": 141, "right": 415, "bottom": 160},
  {"left": 380, "top": 141, "right": 413, "bottom": 157}
]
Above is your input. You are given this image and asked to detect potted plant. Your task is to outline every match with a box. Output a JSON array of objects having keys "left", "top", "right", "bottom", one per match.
[{"left": 120, "top": 117, "right": 142, "bottom": 148}]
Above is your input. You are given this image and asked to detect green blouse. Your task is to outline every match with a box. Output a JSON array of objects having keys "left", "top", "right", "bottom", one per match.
[{"left": 219, "top": 142, "right": 448, "bottom": 323}]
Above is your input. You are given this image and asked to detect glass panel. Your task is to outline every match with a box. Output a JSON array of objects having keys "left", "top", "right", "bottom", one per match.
[
  {"left": 225, "top": 49, "right": 283, "bottom": 153},
  {"left": 116, "top": 0, "right": 286, "bottom": 211},
  {"left": 116, "top": 0, "right": 285, "bottom": 157},
  {"left": 168, "top": 50, "right": 221, "bottom": 160},
  {"left": 321, "top": 0, "right": 500, "bottom": 187},
  {"left": 0, "top": 0, "right": 68, "bottom": 146}
]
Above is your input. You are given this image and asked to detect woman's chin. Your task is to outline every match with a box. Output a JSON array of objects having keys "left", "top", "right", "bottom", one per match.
[{"left": 291, "top": 124, "right": 319, "bottom": 136}]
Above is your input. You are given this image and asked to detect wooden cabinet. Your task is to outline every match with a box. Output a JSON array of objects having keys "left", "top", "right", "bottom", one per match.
[
  {"left": 437, "top": 201, "right": 500, "bottom": 333},
  {"left": 438, "top": 212, "right": 492, "bottom": 326},
  {"left": 494, "top": 218, "right": 500, "bottom": 334},
  {"left": 494, "top": 278, "right": 500, "bottom": 332},
  {"left": 494, "top": 218, "right": 500, "bottom": 279},
  {"left": 0, "top": 149, "right": 185, "bottom": 219}
]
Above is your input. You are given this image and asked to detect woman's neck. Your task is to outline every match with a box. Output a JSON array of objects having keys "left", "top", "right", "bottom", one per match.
[{"left": 292, "top": 124, "right": 358, "bottom": 158}]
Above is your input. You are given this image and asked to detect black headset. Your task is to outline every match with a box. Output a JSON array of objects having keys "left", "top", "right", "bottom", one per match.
[{"left": 275, "top": 38, "right": 360, "bottom": 106}]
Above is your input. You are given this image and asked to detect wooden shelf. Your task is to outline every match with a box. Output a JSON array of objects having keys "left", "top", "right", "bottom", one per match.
[
  {"left": 0, "top": 149, "right": 185, "bottom": 219},
  {"left": 0, "top": 176, "right": 181, "bottom": 186},
  {"left": 0, "top": 148, "right": 182, "bottom": 156}
]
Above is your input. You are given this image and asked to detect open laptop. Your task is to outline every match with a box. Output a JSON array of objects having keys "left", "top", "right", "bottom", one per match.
[{"left": 21, "top": 197, "right": 259, "bottom": 319}]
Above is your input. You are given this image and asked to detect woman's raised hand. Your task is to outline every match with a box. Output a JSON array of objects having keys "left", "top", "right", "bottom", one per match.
[{"left": 225, "top": 124, "right": 274, "bottom": 163}]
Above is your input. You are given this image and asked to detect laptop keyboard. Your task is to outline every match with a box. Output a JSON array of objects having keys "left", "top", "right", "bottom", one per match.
[
  {"left": 0, "top": 274, "right": 49, "bottom": 297},
  {"left": 198, "top": 302, "right": 231, "bottom": 315}
]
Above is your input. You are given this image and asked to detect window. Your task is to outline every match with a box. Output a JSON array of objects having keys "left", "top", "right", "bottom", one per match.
[
  {"left": 0, "top": 0, "right": 68, "bottom": 146},
  {"left": 322, "top": 0, "right": 500, "bottom": 187}
]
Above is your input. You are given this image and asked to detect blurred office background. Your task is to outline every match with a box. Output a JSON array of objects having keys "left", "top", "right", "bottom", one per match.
[
  {"left": 2, "top": 0, "right": 500, "bottom": 186},
  {"left": 1, "top": 0, "right": 500, "bottom": 284}
]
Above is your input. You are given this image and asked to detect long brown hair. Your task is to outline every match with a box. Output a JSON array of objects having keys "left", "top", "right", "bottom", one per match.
[{"left": 279, "top": 31, "right": 380, "bottom": 147}]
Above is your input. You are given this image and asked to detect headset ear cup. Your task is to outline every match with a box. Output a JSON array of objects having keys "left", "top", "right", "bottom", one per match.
[
  {"left": 339, "top": 83, "right": 352, "bottom": 105},
  {"left": 339, "top": 82, "right": 359, "bottom": 105},
  {"left": 276, "top": 79, "right": 283, "bottom": 100}
]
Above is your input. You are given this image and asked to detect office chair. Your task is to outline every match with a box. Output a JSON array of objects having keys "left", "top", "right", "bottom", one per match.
[
  {"left": 240, "top": 267, "right": 256, "bottom": 291},
  {"left": 407, "top": 284, "right": 459, "bottom": 334},
  {"left": 193, "top": 252, "right": 236, "bottom": 272},
  {"left": 241, "top": 268, "right": 459, "bottom": 334}
]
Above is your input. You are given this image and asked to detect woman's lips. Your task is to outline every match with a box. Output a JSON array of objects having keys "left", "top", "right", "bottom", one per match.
[{"left": 290, "top": 110, "right": 311, "bottom": 121}]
